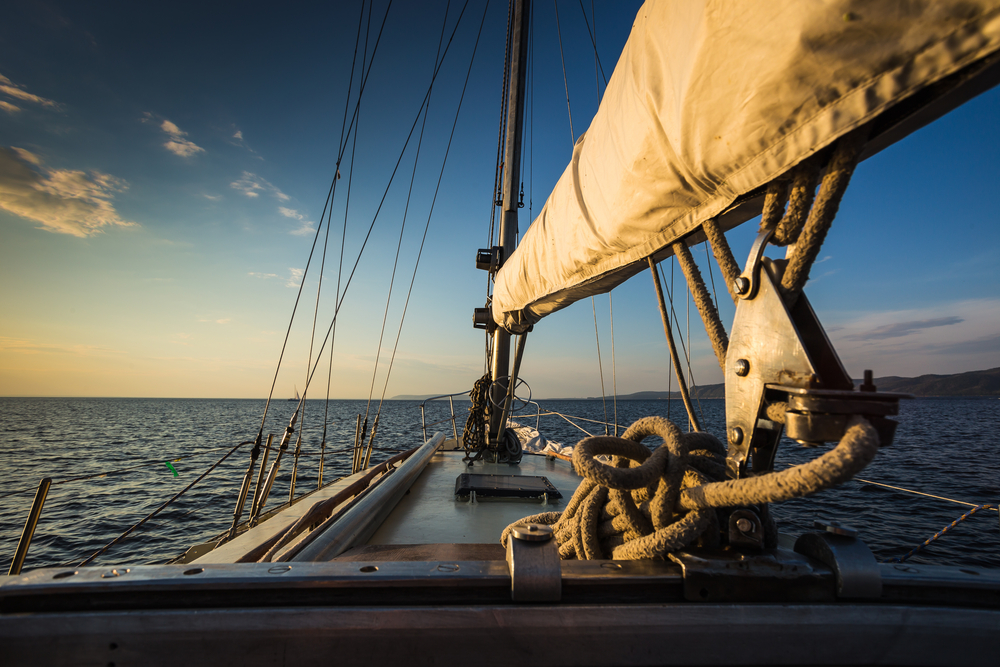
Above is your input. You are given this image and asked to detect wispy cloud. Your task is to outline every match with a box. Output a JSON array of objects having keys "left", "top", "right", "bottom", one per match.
[
  {"left": 160, "top": 119, "right": 204, "bottom": 157},
  {"left": 279, "top": 206, "right": 316, "bottom": 236},
  {"left": 829, "top": 299, "right": 1000, "bottom": 376},
  {"left": 248, "top": 268, "right": 302, "bottom": 288},
  {"left": 0, "top": 73, "right": 61, "bottom": 114},
  {"left": 0, "top": 336, "right": 120, "bottom": 356},
  {"left": 0, "top": 146, "right": 137, "bottom": 237},
  {"left": 203, "top": 193, "right": 222, "bottom": 201},
  {"left": 845, "top": 316, "right": 964, "bottom": 341},
  {"left": 141, "top": 113, "right": 204, "bottom": 157},
  {"left": 231, "top": 172, "right": 288, "bottom": 200}
]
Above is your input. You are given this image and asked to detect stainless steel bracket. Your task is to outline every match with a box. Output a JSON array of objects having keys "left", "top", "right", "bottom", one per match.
[
  {"left": 794, "top": 530, "right": 882, "bottom": 599},
  {"left": 506, "top": 523, "right": 561, "bottom": 601}
]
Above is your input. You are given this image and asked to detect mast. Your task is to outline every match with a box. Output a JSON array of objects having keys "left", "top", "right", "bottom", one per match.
[{"left": 489, "top": 0, "right": 531, "bottom": 447}]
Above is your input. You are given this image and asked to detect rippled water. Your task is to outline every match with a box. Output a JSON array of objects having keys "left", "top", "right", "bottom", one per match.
[{"left": 1, "top": 396, "right": 997, "bottom": 571}]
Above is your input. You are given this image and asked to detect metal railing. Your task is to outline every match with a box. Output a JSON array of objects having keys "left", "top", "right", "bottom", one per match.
[{"left": 418, "top": 392, "right": 467, "bottom": 444}]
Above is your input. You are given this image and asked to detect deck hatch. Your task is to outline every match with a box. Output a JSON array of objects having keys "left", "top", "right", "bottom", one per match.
[{"left": 454, "top": 474, "right": 562, "bottom": 500}]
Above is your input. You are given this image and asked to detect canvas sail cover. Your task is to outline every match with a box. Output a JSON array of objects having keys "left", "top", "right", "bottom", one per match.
[{"left": 492, "top": 0, "right": 1000, "bottom": 333}]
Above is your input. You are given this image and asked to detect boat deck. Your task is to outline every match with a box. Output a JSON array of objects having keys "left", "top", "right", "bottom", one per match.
[{"left": 362, "top": 445, "right": 582, "bottom": 549}]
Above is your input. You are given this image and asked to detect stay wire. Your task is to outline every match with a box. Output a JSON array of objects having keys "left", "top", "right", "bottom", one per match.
[
  {"left": 365, "top": 0, "right": 452, "bottom": 421},
  {"left": 299, "top": 0, "right": 475, "bottom": 402},
  {"left": 255, "top": 0, "right": 391, "bottom": 441},
  {"left": 553, "top": 0, "right": 575, "bottom": 145},
  {"left": 663, "top": 256, "right": 706, "bottom": 427},
  {"left": 375, "top": 0, "right": 493, "bottom": 423},
  {"left": 578, "top": 0, "right": 608, "bottom": 88}
]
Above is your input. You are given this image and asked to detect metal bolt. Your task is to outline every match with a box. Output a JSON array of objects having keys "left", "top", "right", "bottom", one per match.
[
  {"left": 734, "top": 276, "right": 750, "bottom": 295},
  {"left": 736, "top": 518, "right": 753, "bottom": 533},
  {"left": 734, "top": 359, "right": 750, "bottom": 377},
  {"left": 729, "top": 427, "right": 744, "bottom": 445},
  {"left": 512, "top": 523, "right": 554, "bottom": 542}
]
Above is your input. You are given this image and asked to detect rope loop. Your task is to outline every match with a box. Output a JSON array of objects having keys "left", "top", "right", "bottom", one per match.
[{"left": 503, "top": 415, "right": 879, "bottom": 560}]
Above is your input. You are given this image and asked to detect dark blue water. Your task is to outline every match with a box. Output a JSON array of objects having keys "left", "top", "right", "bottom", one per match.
[{"left": 1, "top": 397, "right": 997, "bottom": 571}]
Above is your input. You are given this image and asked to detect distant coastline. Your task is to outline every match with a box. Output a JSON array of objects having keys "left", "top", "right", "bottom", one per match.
[{"left": 538, "top": 367, "right": 1000, "bottom": 401}]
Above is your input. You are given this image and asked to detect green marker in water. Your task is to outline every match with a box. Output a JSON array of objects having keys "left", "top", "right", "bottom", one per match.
[{"left": 165, "top": 461, "right": 179, "bottom": 477}]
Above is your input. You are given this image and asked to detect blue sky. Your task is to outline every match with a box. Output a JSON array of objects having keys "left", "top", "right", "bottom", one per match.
[{"left": 1, "top": 0, "right": 998, "bottom": 399}]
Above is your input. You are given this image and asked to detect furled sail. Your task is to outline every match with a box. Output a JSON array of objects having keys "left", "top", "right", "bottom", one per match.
[{"left": 492, "top": 0, "right": 1000, "bottom": 333}]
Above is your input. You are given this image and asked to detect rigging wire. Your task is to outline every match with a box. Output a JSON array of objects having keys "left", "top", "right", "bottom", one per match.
[
  {"left": 663, "top": 255, "right": 706, "bottom": 428},
  {"left": 363, "top": 0, "right": 453, "bottom": 428},
  {"left": 372, "top": 0, "right": 494, "bottom": 433},
  {"left": 296, "top": 0, "right": 476, "bottom": 406},
  {"left": 579, "top": 0, "right": 608, "bottom": 89},
  {"left": 553, "top": 0, "right": 575, "bottom": 145},
  {"left": 254, "top": 0, "right": 394, "bottom": 443}
]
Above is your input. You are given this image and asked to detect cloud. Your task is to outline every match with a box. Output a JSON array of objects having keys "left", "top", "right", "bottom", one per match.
[
  {"left": 828, "top": 299, "right": 1000, "bottom": 376},
  {"left": 247, "top": 268, "right": 301, "bottom": 287},
  {"left": 160, "top": 119, "right": 204, "bottom": 157},
  {"left": 845, "top": 316, "right": 963, "bottom": 341},
  {"left": 0, "top": 146, "right": 137, "bottom": 237},
  {"left": 0, "top": 73, "right": 61, "bottom": 113},
  {"left": 279, "top": 206, "right": 316, "bottom": 236},
  {"left": 233, "top": 130, "right": 243, "bottom": 141},
  {"left": 203, "top": 193, "right": 222, "bottom": 201},
  {"left": 231, "top": 171, "right": 288, "bottom": 201},
  {"left": 142, "top": 113, "right": 204, "bottom": 157}
]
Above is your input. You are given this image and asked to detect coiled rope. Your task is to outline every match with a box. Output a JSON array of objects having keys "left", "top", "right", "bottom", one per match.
[{"left": 502, "top": 414, "right": 879, "bottom": 560}]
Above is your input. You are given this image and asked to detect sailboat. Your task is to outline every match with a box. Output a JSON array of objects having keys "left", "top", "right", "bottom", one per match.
[{"left": 3, "top": 0, "right": 999, "bottom": 664}]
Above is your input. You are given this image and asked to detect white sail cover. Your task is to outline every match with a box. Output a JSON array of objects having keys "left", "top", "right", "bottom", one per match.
[{"left": 493, "top": 0, "right": 1000, "bottom": 333}]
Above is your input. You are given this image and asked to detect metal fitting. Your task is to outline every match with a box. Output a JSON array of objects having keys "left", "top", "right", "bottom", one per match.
[{"left": 735, "top": 359, "right": 750, "bottom": 377}]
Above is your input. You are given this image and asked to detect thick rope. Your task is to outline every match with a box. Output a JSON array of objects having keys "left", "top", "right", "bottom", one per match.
[
  {"left": 772, "top": 163, "right": 819, "bottom": 246},
  {"left": 782, "top": 131, "right": 867, "bottom": 299},
  {"left": 502, "top": 415, "right": 878, "bottom": 560},
  {"left": 672, "top": 241, "right": 728, "bottom": 371},
  {"left": 702, "top": 217, "right": 741, "bottom": 303},
  {"left": 462, "top": 373, "right": 490, "bottom": 454}
]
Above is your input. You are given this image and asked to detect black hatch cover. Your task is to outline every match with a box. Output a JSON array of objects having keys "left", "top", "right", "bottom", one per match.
[{"left": 454, "top": 474, "right": 562, "bottom": 500}]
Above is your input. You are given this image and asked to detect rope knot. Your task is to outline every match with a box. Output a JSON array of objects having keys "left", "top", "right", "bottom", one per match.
[{"left": 502, "top": 415, "right": 879, "bottom": 560}]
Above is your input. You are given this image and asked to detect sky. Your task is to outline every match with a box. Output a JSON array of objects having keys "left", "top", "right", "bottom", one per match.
[{"left": 1, "top": 0, "right": 998, "bottom": 400}]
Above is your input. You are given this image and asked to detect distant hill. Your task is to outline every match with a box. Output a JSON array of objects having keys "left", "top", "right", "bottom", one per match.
[
  {"left": 390, "top": 394, "right": 472, "bottom": 401},
  {"left": 547, "top": 367, "right": 1000, "bottom": 400}
]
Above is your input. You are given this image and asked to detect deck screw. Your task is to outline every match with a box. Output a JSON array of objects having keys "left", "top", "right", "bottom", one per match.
[
  {"left": 735, "top": 359, "right": 750, "bottom": 377},
  {"left": 729, "top": 427, "right": 744, "bottom": 445},
  {"left": 734, "top": 276, "right": 750, "bottom": 295},
  {"left": 736, "top": 518, "right": 753, "bottom": 533}
]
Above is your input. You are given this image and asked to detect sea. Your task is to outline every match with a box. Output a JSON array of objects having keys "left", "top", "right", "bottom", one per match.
[{"left": 1, "top": 396, "right": 998, "bottom": 572}]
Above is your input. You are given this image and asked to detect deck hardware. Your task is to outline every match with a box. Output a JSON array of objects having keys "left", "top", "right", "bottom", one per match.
[
  {"left": 794, "top": 531, "right": 881, "bottom": 598},
  {"left": 507, "top": 523, "right": 561, "bottom": 601},
  {"left": 436, "top": 563, "right": 460, "bottom": 573},
  {"left": 729, "top": 427, "right": 743, "bottom": 445},
  {"left": 735, "top": 359, "right": 750, "bottom": 376},
  {"left": 101, "top": 568, "right": 131, "bottom": 578},
  {"left": 52, "top": 571, "right": 77, "bottom": 580},
  {"left": 672, "top": 550, "right": 833, "bottom": 602},
  {"left": 359, "top": 565, "right": 378, "bottom": 573},
  {"left": 600, "top": 562, "right": 623, "bottom": 570},
  {"left": 267, "top": 565, "right": 292, "bottom": 574},
  {"left": 735, "top": 228, "right": 773, "bottom": 300},
  {"left": 183, "top": 568, "right": 204, "bottom": 576},
  {"left": 455, "top": 473, "right": 561, "bottom": 501},
  {"left": 813, "top": 520, "right": 858, "bottom": 538},
  {"left": 728, "top": 509, "right": 763, "bottom": 549}
]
